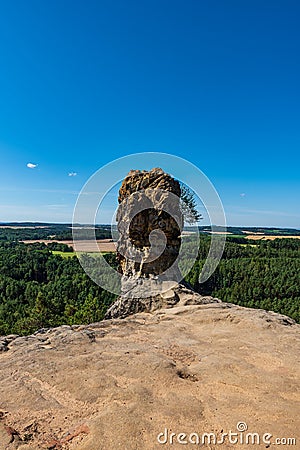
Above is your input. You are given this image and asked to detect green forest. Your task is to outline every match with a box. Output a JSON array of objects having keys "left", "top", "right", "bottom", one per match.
[
  {"left": 0, "top": 235, "right": 299, "bottom": 336},
  {"left": 184, "top": 236, "right": 300, "bottom": 323},
  {"left": 0, "top": 242, "right": 116, "bottom": 336}
]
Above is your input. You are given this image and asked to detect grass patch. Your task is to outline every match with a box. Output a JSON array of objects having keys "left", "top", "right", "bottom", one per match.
[
  {"left": 51, "top": 250, "right": 113, "bottom": 258},
  {"left": 51, "top": 251, "right": 77, "bottom": 258}
]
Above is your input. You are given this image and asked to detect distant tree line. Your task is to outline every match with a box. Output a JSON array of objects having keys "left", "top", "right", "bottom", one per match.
[
  {"left": 47, "top": 242, "right": 74, "bottom": 252},
  {"left": 0, "top": 225, "right": 112, "bottom": 241}
]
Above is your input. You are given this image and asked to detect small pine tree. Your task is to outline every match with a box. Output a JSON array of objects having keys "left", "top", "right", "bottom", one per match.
[
  {"left": 74, "top": 294, "right": 102, "bottom": 324},
  {"left": 179, "top": 183, "right": 202, "bottom": 224}
]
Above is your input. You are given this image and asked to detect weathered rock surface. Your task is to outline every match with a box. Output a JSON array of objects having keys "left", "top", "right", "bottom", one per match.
[
  {"left": 105, "top": 282, "right": 221, "bottom": 319},
  {"left": 0, "top": 302, "right": 299, "bottom": 449},
  {"left": 115, "top": 167, "right": 183, "bottom": 302}
]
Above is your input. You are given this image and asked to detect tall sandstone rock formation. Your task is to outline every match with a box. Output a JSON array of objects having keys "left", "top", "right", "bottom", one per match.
[
  {"left": 117, "top": 167, "right": 182, "bottom": 280},
  {"left": 105, "top": 168, "right": 216, "bottom": 319}
]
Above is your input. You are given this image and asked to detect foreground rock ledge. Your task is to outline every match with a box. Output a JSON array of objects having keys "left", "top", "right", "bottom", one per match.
[
  {"left": 105, "top": 283, "right": 221, "bottom": 319},
  {"left": 0, "top": 301, "right": 299, "bottom": 450}
]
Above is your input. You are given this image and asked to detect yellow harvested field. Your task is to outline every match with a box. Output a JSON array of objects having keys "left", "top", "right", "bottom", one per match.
[
  {"left": 22, "top": 239, "right": 116, "bottom": 252},
  {"left": 245, "top": 235, "right": 300, "bottom": 240}
]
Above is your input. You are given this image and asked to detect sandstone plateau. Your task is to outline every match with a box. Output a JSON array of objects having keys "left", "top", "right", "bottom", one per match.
[{"left": 0, "top": 295, "right": 299, "bottom": 450}]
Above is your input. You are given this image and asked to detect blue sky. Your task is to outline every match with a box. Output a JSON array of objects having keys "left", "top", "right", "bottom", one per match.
[{"left": 0, "top": 0, "right": 299, "bottom": 227}]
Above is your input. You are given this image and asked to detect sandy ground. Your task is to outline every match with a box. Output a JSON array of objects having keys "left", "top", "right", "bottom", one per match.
[{"left": 0, "top": 302, "right": 299, "bottom": 449}]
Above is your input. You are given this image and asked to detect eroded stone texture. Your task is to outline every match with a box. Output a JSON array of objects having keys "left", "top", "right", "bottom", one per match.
[
  {"left": 105, "top": 167, "right": 219, "bottom": 318},
  {"left": 115, "top": 168, "right": 183, "bottom": 299},
  {"left": 0, "top": 304, "right": 299, "bottom": 450}
]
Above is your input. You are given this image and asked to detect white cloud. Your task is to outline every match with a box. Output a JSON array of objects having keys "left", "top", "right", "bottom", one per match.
[
  {"left": 240, "top": 193, "right": 246, "bottom": 197},
  {"left": 27, "top": 163, "right": 38, "bottom": 169},
  {"left": 68, "top": 172, "right": 77, "bottom": 177}
]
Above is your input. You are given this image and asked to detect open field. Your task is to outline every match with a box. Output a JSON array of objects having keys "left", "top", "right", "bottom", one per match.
[
  {"left": 51, "top": 251, "right": 112, "bottom": 258},
  {"left": 23, "top": 239, "right": 117, "bottom": 252},
  {"left": 51, "top": 251, "right": 77, "bottom": 258},
  {"left": 245, "top": 234, "right": 300, "bottom": 241}
]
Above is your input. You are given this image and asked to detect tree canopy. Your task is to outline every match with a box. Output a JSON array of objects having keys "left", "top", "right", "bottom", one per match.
[{"left": 179, "top": 183, "right": 202, "bottom": 224}]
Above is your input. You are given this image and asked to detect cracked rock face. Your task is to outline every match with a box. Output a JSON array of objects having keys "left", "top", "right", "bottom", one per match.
[
  {"left": 114, "top": 168, "right": 183, "bottom": 300},
  {"left": 105, "top": 167, "right": 220, "bottom": 319}
]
